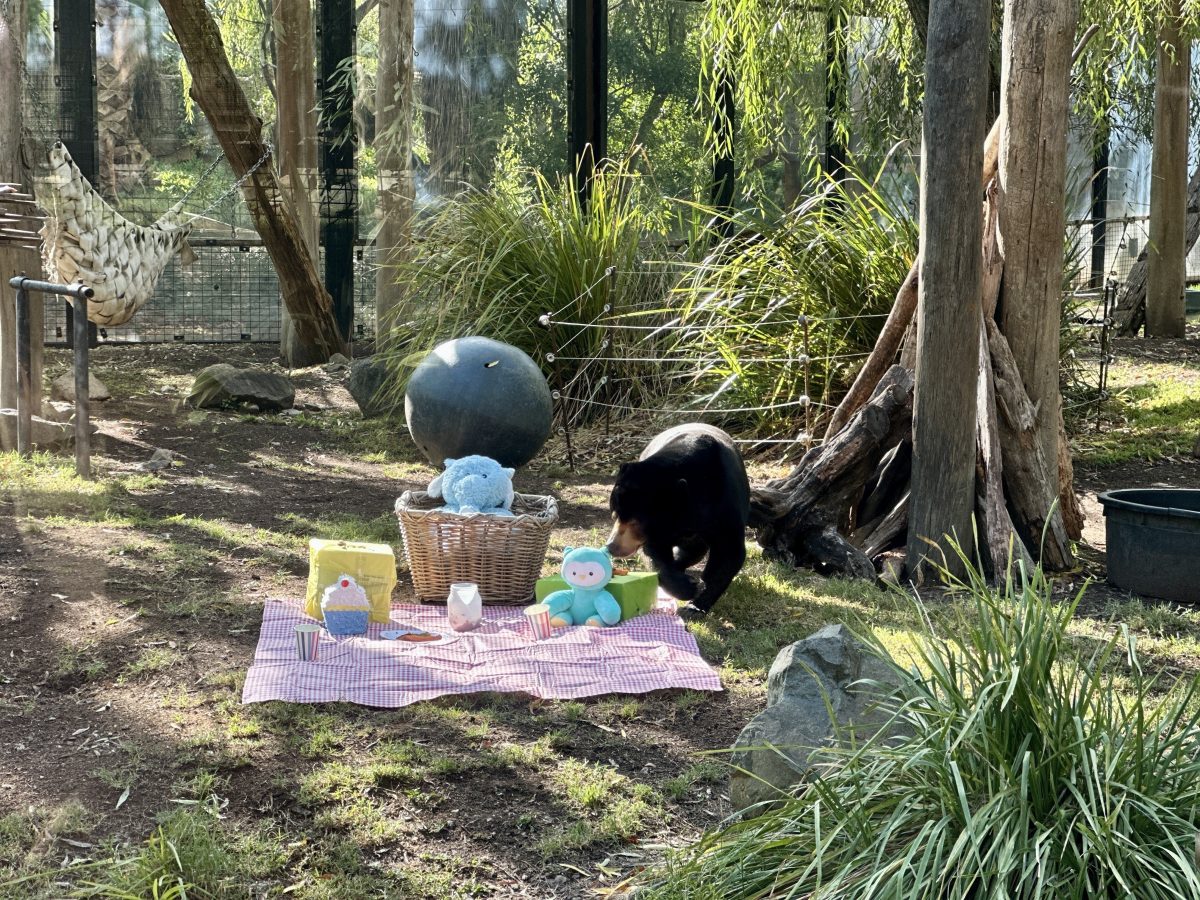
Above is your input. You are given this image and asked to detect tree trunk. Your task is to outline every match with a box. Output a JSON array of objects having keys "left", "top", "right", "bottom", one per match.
[
  {"left": 1115, "top": 163, "right": 1200, "bottom": 334},
  {"left": 159, "top": 0, "right": 346, "bottom": 362},
  {"left": 0, "top": 1, "right": 42, "bottom": 411},
  {"left": 986, "top": 319, "right": 1072, "bottom": 569},
  {"left": 1146, "top": 1, "right": 1190, "bottom": 338},
  {"left": 274, "top": 0, "right": 323, "bottom": 366},
  {"left": 995, "top": 0, "right": 1078, "bottom": 568},
  {"left": 375, "top": 0, "right": 415, "bottom": 347},
  {"left": 906, "top": 0, "right": 989, "bottom": 578}
]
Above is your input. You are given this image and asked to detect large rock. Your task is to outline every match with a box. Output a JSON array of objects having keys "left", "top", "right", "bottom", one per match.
[
  {"left": 50, "top": 371, "right": 110, "bottom": 402},
  {"left": 730, "top": 624, "right": 902, "bottom": 815},
  {"left": 187, "top": 364, "right": 295, "bottom": 413},
  {"left": 0, "top": 409, "right": 73, "bottom": 452},
  {"left": 347, "top": 356, "right": 398, "bottom": 418}
]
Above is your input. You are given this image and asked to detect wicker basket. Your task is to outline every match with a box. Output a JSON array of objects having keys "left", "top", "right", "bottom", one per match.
[{"left": 395, "top": 491, "right": 559, "bottom": 604}]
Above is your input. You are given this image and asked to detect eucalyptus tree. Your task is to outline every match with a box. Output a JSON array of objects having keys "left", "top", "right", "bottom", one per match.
[{"left": 1075, "top": 0, "right": 1200, "bottom": 335}]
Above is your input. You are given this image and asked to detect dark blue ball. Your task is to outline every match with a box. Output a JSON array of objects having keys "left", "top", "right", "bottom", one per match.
[{"left": 404, "top": 336, "right": 553, "bottom": 468}]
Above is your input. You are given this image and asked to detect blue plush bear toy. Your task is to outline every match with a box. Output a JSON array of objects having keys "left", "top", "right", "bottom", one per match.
[
  {"left": 428, "top": 455, "right": 515, "bottom": 516},
  {"left": 544, "top": 547, "right": 621, "bottom": 627}
]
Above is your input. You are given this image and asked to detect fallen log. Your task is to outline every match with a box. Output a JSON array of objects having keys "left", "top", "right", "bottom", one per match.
[{"left": 757, "top": 365, "right": 914, "bottom": 578}]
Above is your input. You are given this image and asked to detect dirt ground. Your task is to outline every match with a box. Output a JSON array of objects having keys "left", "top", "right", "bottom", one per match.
[
  {"left": 0, "top": 343, "right": 761, "bottom": 897},
  {"left": 0, "top": 334, "right": 1197, "bottom": 897}
]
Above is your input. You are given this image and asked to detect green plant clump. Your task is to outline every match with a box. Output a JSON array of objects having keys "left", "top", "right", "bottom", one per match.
[
  {"left": 636, "top": 557, "right": 1200, "bottom": 899},
  {"left": 379, "top": 162, "right": 683, "bottom": 426},
  {"left": 672, "top": 162, "right": 916, "bottom": 435}
]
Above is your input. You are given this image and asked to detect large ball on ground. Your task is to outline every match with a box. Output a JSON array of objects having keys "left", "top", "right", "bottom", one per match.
[{"left": 404, "top": 336, "right": 552, "bottom": 468}]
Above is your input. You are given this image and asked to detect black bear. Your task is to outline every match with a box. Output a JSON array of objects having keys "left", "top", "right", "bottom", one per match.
[{"left": 605, "top": 423, "right": 779, "bottom": 614}]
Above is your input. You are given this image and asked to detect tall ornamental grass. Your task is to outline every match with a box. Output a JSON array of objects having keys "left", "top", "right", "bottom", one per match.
[
  {"left": 669, "top": 162, "right": 916, "bottom": 436},
  {"left": 636, "top": 555, "right": 1200, "bottom": 899},
  {"left": 377, "top": 164, "right": 683, "bottom": 425}
]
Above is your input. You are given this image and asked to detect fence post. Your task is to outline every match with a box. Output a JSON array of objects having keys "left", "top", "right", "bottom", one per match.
[
  {"left": 15, "top": 281, "right": 31, "bottom": 455},
  {"left": 72, "top": 294, "right": 90, "bottom": 478}
]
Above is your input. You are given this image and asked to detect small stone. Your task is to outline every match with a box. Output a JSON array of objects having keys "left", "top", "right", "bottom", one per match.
[
  {"left": 40, "top": 400, "right": 75, "bottom": 423},
  {"left": 140, "top": 449, "right": 174, "bottom": 472},
  {"left": 50, "top": 372, "right": 110, "bottom": 402},
  {"left": 187, "top": 364, "right": 295, "bottom": 413},
  {"left": 323, "top": 353, "right": 352, "bottom": 374},
  {"left": 0, "top": 409, "right": 73, "bottom": 452},
  {"left": 347, "top": 356, "right": 399, "bottom": 419}
]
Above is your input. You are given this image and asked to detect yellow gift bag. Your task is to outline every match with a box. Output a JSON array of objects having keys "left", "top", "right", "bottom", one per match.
[{"left": 305, "top": 539, "right": 396, "bottom": 623}]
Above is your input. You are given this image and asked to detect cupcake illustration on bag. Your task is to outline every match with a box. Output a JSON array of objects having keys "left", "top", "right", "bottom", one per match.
[{"left": 321, "top": 574, "right": 371, "bottom": 635}]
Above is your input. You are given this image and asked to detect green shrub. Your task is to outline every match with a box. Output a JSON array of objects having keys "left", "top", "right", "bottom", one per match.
[
  {"left": 378, "top": 163, "right": 683, "bottom": 426},
  {"left": 669, "top": 163, "right": 915, "bottom": 436},
  {"left": 636, "top": 556, "right": 1200, "bottom": 899}
]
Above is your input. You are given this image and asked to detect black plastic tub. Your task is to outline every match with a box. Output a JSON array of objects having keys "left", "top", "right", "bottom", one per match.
[{"left": 1098, "top": 488, "right": 1200, "bottom": 603}]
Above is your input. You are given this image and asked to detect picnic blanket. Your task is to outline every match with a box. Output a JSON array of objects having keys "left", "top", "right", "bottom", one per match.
[{"left": 241, "top": 598, "right": 722, "bottom": 707}]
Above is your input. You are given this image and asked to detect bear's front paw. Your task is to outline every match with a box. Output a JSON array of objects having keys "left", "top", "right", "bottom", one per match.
[{"left": 661, "top": 571, "right": 702, "bottom": 601}]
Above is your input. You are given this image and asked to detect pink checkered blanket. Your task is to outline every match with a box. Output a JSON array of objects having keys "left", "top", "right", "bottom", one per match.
[{"left": 241, "top": 598, "right": 722, "bottom": 707}]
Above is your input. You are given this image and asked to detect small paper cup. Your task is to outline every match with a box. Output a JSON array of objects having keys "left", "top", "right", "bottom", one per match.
[
  {"left": 295, "top": 623, "right": 322, "bottom": 661},
  {"left": 524, "top": 603, "right": 554, "bottom": 641}
]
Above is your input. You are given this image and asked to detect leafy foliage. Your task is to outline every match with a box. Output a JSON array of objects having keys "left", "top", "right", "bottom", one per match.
[
  {"left": 377, "top": 163, "right": 686, "bottom": 425},
  {"left": 669, "top": 161, "right": 915, "bottom": 435},
  {"left": 636, "top": 554, "right": 1200, "bottom": 899}
]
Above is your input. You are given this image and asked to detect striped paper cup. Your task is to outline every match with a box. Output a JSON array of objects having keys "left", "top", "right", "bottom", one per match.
[
  {"left": 295, "top": 623, "right": 322, "bottom": 661},
  {"left": 524, "top": 603, "right": 554, "bottom": 641}
]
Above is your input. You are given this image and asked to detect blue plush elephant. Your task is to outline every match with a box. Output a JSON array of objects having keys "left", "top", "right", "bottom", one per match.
[
  {"left": 428, "top": 455, "right": 515, "bottom": 516},
  {"left": 544, "top": 547, "right": 621, "bottom": 627}
]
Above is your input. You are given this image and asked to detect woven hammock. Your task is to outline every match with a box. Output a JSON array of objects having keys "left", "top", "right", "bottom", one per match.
[{"left": 39, "top": 142, "right": 195, "bottom": 327}]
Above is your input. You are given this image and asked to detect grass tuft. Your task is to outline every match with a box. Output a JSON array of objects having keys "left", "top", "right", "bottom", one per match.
[{"left": 637, "top": 551, "right": 1200, "bottom": 899}]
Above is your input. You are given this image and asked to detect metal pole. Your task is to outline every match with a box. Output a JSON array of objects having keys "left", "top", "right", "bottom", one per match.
[
  {"left": 72, "top": 295, "right": 90, "bottom": 478},
  {"left": 14, "top": 284, "right": 31, "bottom": 455},
  {"left": 823, "top": 2, "right": 847, "bottom": 181},
  {"left": 711, "top": 69, "right": 736, "bottom": 238},
  {"left": 567, "top": 0, "right": 607, "bottom": 209},
  {"left": 317, "top": 0, "right": 358, "bottom": 344},
  {"left": 55, "top": 0, "right": 100, "bottom": 350},
  {"left": 1090, "top": 127, "right": 1109, "bottom": 289}
]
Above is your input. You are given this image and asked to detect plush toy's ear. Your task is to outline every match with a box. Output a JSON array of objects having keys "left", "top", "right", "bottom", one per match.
[
  {"left": 427, "top": 472, "right": 444, "bottom": 498},
  {"left": 443, "top": 458, "right": 458, "bottom": 469},
  {"left": 562, "top": 546, "right": 574, "bottom": 556},
  {"left": 502, "top": 467, "right": 515, "bottom": 479}
]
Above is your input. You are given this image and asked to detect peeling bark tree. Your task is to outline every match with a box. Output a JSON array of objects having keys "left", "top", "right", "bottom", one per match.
[
  {"left": 1147, "top": 0, "right": 1190, "bottom": 338},
  {"left": 159, "top": 0, "right": 346, "bottom": 362},
  {"left": 375, "top": 0, "right": 415, "bottom": 346},
  {"left": 906, "top": 0, "right": 989, "bottom": 578},
  {"left": 996, "top": 0, "right": 1079, "bottom": 558},
  {"left": 1114, "top": 163, "right": 1200, "bottom": 335},
  {"left": 274, "top": 0, "right": 323, "bottom": 366},
  {"left": 756, "top": 24, "right": 1095, "bottom": 582}
]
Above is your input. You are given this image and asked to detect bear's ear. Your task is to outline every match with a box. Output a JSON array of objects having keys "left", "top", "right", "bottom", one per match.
[
  {"left": 562, "top": 546, "right": 573, "bottom": 556},
  {"left": 617, "top": 461, "right": 634, "bottom": 476},
  {"left": 443, "top": 458, "right": 458, "bottom": 469},
  {"left": 501, "top": 467, "right": 515, "bottom": 479}
]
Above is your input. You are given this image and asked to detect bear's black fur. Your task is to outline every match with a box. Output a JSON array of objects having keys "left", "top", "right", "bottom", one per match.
[{"left": 606, "top": 423, "right": 774, "bottom": 613}]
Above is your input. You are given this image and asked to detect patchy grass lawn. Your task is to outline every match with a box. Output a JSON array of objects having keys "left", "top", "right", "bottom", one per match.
[
  {"left": 1, "top": 340, "right": 1198, "bottom": 898},
  {"left": 1072, "top": 339, "right": 1200, "bottom": 467}
]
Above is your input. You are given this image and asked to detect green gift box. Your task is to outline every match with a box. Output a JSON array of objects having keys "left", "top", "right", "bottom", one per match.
[{"left": 535, "top": 571, "right": 659, "bottom": 621}]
